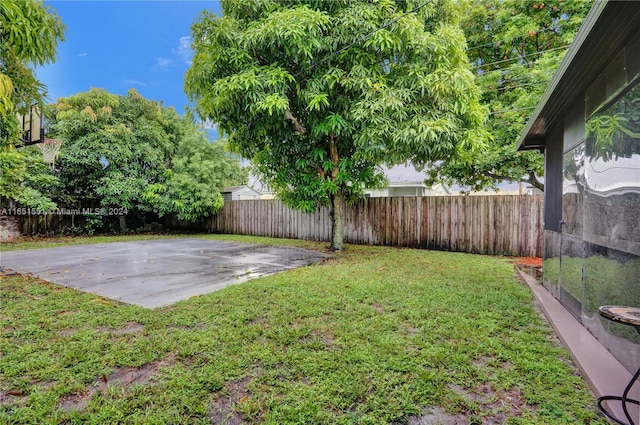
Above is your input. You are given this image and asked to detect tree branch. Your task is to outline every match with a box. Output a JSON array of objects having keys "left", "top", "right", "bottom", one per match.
[
  {"left": 480, "top": 171, "right": 545, "bottom": 192},
  {"left": 526, "top": 171, "right": 544, "bottom": 192},
  {"left": 482, "top": 171, "right": 511, "bottom": 181},
  {"left": 329, "top": 132, "right": 339, "bottom": 180},
  {"left": 284, "top": 109, "right": 306, "bottom": 134}
]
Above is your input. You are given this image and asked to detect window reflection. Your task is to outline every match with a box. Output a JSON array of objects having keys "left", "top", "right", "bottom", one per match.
[
  {"left": 585, "top": 82, "right": 640, "bottom": 255},
  {"left": 562, "top": 144, "right": 585, "bottom": 237}
]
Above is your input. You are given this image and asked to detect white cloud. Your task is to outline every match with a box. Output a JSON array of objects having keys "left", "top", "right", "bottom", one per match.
[
  {"left": 199, "top": 119, "right": 217, "bottom": 131},
  {"left": 78, "top": 53, "right": 87, "bottom": 57},
  {"left": 152, "top": 57, "right": 173, "bottom": 71},
  {"left": 121, "top": 79, "right": 147, "bottom": 87},
  {"left": 173, "top": 36, "right": 193, "bottom": 65}
]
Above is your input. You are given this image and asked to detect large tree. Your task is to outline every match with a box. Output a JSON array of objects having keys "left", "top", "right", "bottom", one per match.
[
  {"left": 423, "top": 0, "right": 592, "bottom": 192},
  {"left": 186, "top": 0, "right": 487, "bottom": 251},
  {"left": 48, "top": 88, "right": 247, "bottom": 230},
  {"left": 143, "top": 130, "right": 249, "bottom": 221},
  {"left": 0, "top": 0, "right": 65, "bottom": 210}
]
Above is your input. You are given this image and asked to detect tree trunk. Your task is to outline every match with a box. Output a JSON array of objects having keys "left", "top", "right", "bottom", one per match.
[
  {"left": 329, "top": 189, "right": 344, "bottom": 251},
  {"left": 328, "top": 132, "right": 344, "bottom": 251},
  {"left": 119, "top": 214, "right": 127, "bottom": 233}
]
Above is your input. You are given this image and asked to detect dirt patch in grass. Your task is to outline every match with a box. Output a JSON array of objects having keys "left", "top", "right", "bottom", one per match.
[
  {"left": 408, "top": 379, "right": 529, "bottom": 424},
  {"left": 409, "top": 406, "right": 467, "bottom": 425},
  {"left": 97, "top": 322, "right": 145, "bottom": 335},
  {"left": 1, "top": 382, "right": 54, "bottom": 407},
  {"left": 402, "top": 322, "right": 419, "bottom": 336},
  {"left": 250, "top": 317, "right": 267, "bottom": 326},
  {"left": 168, "top": 322, "right": 205, "bottom": 331},
  {"left": 58, "top": 322, "right": 144, "bottom": 338},
  {"left": 59, "top": 328, "right": 81, "bottom": 336},
  {"left": 482, "top": 386, "right": 528, "bottom": 423},
  {"left": 210, "top": 372, "right": 262, "bottom": 425},
  {"left": 372, "top": 302, "right": 386, "bottom": 314},
  {"left": 0, "top": 389, "right": 28, "bottom": 407},
  {"left": 57, "top": 353, "right": 175, "bottom": 412},
  {"left": 300, "top": 327, "right": 335, "bottom": 347},
  {"left": 311, "top": 327, "right": 335, "bottom": 345}
]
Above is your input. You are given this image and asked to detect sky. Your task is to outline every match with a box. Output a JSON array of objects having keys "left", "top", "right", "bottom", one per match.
[
  {"left": 39, "top": 0, "right": 215, "bottom": 113},
  {"left": 37, "top": 0, "right": 519, "bottom": 188}
]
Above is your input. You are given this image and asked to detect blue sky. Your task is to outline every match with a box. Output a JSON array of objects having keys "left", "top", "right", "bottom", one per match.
[{"left": 39, "top": 0, "right": 219, "bottom": 114}]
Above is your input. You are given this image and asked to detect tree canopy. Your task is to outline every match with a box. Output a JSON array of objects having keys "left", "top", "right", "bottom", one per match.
[
  {"left": 47, "top": 88, "right": 247, "bottom": 230},
  {"left": 0, "top": 0, "right": 65, "bottom": 210},
  {"left": 423, "top": 0, "right": 592, "bottom": 192},
  {"left": 186, "top": 0, "right": 488, "bottom": 250}
]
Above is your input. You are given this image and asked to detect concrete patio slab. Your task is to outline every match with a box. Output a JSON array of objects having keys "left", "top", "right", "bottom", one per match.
[{"left": 1, "top": 238, "right": 330, "bottom": 308}]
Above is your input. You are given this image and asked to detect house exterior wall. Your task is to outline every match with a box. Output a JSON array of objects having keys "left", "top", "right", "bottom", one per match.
[
  {"left": 365, "top": 188, "right": 391, "bottom": 197},
  {"left": 389, "top": 186, "right": 423, "bottom": 197},
  {"left": 222, "top": 187, "right": 261, "bottom": 201},
  {"left": 232, "top": 191, "right": 261, "bottom": 200},
  {"left": 542, "top": 32, "right": 640, "bottom": 372}
]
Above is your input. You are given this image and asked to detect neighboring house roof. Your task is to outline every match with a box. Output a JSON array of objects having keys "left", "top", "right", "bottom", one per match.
[
  {"left": 222, "top": 186, "right": 261, "bottom": 195},
  {"left": 385, "top": 181, "right": 425, "bottom": 187},
  {"left": 517, "top": 1, "right": 640, "bottom": 151}
]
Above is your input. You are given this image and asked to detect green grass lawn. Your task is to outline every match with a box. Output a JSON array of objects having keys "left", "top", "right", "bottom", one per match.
[{"left": 0, "top": 235, "right": 606, "bottom": 424}]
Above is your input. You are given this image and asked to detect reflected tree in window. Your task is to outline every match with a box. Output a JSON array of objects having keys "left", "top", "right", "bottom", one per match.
[{"left": 586, "top": 83, "right": 640, "bottom": 162}]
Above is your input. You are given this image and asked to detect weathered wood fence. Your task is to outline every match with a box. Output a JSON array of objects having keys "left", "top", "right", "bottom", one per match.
[
  {"left": 170, "top": 195, "right": 543, "bottom": 257},
  {"left": 11, "top": 195, "right": 543, "bottom": 257}
]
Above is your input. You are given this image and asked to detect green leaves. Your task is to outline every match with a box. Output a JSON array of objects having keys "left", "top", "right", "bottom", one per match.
[
  {"left": 143, "top": 134, "right": 244, "bottom": 221},
  {"left": 0, "top": 0, "right": 65, "bottom": 67},
  {"left": 316, "top": 113, "right": 348, "bottom": 137},
  {"left": 0, "top": 0, "right": 65, "bottom": 207},
  {"left": 423, "top": 0, "right": 592, "bottom": 192},
  {"left": 0, "top": 74, "right": 14, "bottom": 114},
  {"left": 47, "top": 89, "right": 246, "bottom": 224},
  {"left": 364, "top": 29, "right": 401, "bottom": 53},
  {"left": 243, "top": 5, "right": 330, "bottom": 63},
  {"left": 0, "top": 145, "right": 58, "bottom": 211},
  {"left": 585, "top": 84, "right": 640, "bottom": 162},
  {"left": 307, "top": 93, "right": 329, "bottom": 112},
  {"left": 255, "top": 93, "right": 289, "bottom": 115},
  {"left": 0, "top": 1, "right": 63, "bottom": 122},
  {"left": 186, "top": 0, "right": 489, "bottom": 248}
]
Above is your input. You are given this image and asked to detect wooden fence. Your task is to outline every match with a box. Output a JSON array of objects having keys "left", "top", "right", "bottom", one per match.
[
  {"left": 172, "top": 195, "right": 543, "bottom": 257},
  {"left": 11, "top": 195, "right": 543, "bottom": 257}
]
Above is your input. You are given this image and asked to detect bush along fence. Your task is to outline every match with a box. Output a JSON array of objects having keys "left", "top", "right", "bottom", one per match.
[{"left": 168, "top": 195, "right": 544, "bottom": 257}]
